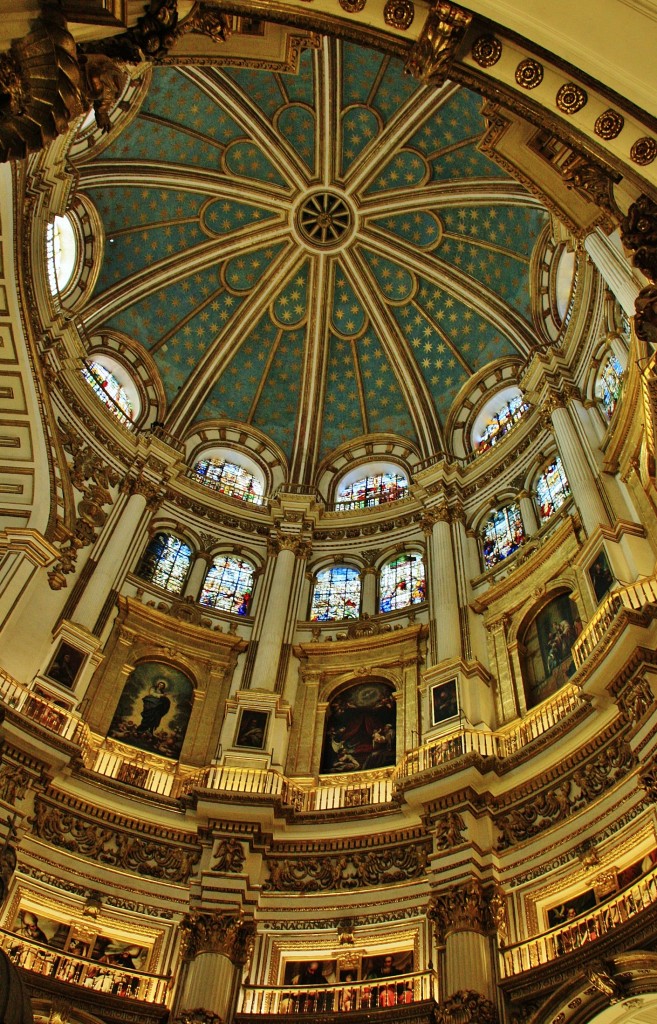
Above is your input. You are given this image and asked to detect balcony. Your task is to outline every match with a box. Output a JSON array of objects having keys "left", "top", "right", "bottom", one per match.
[{"left": 238, "top": 970, "right": 436, "bottom": 1018}]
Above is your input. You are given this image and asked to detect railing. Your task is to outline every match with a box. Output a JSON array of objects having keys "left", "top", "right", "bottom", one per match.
[
  {"left": 0, "top": 670, "right": 81, "bottom": 743},
  {"left": 87, "top": 746, "right": 176, "bottom": 797},
  {"left": 496, "top": 684, "right": 581, "bottom": 757},
  {"left": 501, "top": 861, "right": 657, "bottom": 977},
  {"left": 572, "top": 577, "right": 657, "bottom": 668},
  {"left": 0, "top": 928, "right": 170, "bottom": 1003},
  {"left": 186, "top": 467, "right": 266, "bottom": 507},
  {"left": 330, "top": 492, "right": 411, "bottom": 513},
  {"left": 239, "top": 970, "right": 436, "bottom": 1015}
]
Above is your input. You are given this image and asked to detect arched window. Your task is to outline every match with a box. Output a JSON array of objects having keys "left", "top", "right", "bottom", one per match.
[
  {"left": 536, "top": 455, "right": 571, "bottom": 524},
  {"left": 192, "top": 457, "right": 264, "bottom": 505},
  {"left": 310, "top": 566, "right": 361, "bottom": 621},
  {"left": 472, "top": 389, "right": 530, "bottom": 455},
  {"left": 81, "top": 358, "right": 138, "bottom": 427},
  {"left": 199, "top": 555, "right": 255, "bottom": 615},
  {"left": 46, "top": 214, "right": 77, "bottom": 296},
  {"left": 481, "top": 503, "right": 526, "bottom": 570},
  {"left": 335, "top": 470, "right": 408, "bottom": 510},
  {"left": 597, "top": 354, "right": 624, "bottom": 421},
  {"left": 136, "top": 533, "right": 192, "bottom": 595},
  {"left": 320, "top": 679, "right": 396, "bottom": 773},
  {"left": 379, "top": 553, "right": 426, "bottom": 613}
]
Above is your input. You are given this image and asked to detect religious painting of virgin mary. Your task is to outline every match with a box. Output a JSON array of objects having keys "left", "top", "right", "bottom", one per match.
[
  {"left": 107, "top": 661, "right": 193, "bottom": 760},
  {"left": 320, "top": 679, "right": 396, "bottom": 774}
]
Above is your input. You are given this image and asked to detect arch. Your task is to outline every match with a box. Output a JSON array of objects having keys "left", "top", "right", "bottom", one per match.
[
  {"left": 106, "top": 659, "right": 195, "bottom": 761},
  {"left": 184, "top": 421, "right": 287, "bottom": 496},
  {"left": 81, "top": 356, "right": 140, "bottom": 428},
  {"left": 471, "top": 386, "right": 530, "bottom": 456},
  {"left": 84, "top": 330, "right": 166, "bottom": 429},
  {"left": 135, "top": 532, "right": 193, "bottom": 596},
  {"left": 320, "top": 678, "right": 396, "bottom": 775},
  {"left": 378, "top": 552, "right": 426, "bottom": 613},
  {"left": 44, "top": 193, "right": 103, "bottom": 312},
  {"left": 445, "top": 359, "right": 527, "bottom": 460},
  {"left": 310, "top": 565, "right": 361, "bottom": 622},
  {"left": 199, "top": 554, "right": 256, "bottom": 615},
  {"left": 519, "top": 588, "right": 583, "bottom": 709},
  {"left": 596, "top": 351, "right": 625, "bottom": 422}
]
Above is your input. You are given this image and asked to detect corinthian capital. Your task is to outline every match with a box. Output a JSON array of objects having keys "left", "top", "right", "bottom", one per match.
[
  {"left": 179, "top": 912, "right": 255, "bottom": 965},
  {"left": 428, "top": 877, "right": 486, "bottom": 941}
]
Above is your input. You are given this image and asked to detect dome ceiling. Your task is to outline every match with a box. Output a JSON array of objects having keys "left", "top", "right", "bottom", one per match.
[{"left": 78, "top": 37, "right": 549, "bottom": 480}]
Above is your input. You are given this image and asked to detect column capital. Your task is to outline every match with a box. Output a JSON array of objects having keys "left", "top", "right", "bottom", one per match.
[
  {"left": 268, "top": 532, "right": 312, "bottom": 559},
  {"left": 179, "top": 911, "right": 255, "bottom": 966},
  {"left": 428, "top": 877, "right": 486, "bottom": 941},
  {"left": 420, "top": 505, "right": 449, "bottom": 534}
]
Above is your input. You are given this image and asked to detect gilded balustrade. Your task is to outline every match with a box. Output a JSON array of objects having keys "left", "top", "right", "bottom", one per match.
[{"left": 239, "top": 969, "right": 436, "bottom": 1015}]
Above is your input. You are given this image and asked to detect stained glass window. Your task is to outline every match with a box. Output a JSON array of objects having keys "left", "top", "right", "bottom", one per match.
[
  {"left": 336, "top": 472, "right": 408, "bottom": 510},
  {"left": 199, "top": 555, "right": 255, "bottom": 615},
  {"left": 481, "top": 504, "right": 526, "bottom": 570},
  {"left": 310, "top": 567, "right": 361, "bottom": 621},
  {"left": 379, "top": 554, "right": 426, "bottom": 613},
  {"left": 81, "top": 360, "right": 134, "bottom": 425},
  {"left": 536, "top": 455, "right": 571, "bottom": 523},
  {"left": 598, "top": 354, "right": 624, "bottom": 421},
  {"left": 473, "top": 394, "right": 529, "bottom": 454},
  {"left": 136, "top": 533, "right": 192, "bottom": 595},
  {"left": 192, "top": 458, "right": 264, "bottom": 505},
  {"left": 46, "top": 215, "right": 77, "bottom": 295}
]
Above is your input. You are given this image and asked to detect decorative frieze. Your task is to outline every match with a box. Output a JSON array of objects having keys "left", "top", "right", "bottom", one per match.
[
  {"left": 264, "top": 839, "right": 430, "bottom": 892},
  {"left": 30, "top": 794, "right": 201, "bottom": 882},
  {"left": 434, "top": 811, "right": 466, "bottom": 850}
]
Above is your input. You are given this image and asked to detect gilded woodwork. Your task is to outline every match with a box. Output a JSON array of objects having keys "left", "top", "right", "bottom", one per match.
[
  {"left": 404, "top": 2, "right": 471, "bottom": 85},
  {"left": 179, "top": 911, "right": 254, "bottom": 965}
]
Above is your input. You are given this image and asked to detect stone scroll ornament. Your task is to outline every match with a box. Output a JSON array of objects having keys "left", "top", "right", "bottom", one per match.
[
  {"left": 621, "top": 194, "right": 657, "bottom": 345},
  {"left": 404, "top": 2, "right": 472, "bottom": 85},
  {"left": 0, "top": 0, "right": 230, "bottom": 161}
]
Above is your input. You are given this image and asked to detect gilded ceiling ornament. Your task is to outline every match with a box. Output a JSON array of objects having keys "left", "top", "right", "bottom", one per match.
[
  {"left": 594, "top": 109, "right": 624, "bottom": 140},
  {"left": 339, "top": 0, "right": 367, "bottom": 10},
  {"left": 634, "top": 285, "right": 657, "bottom": 344},
  {"left": 404, "top": 2, "right": 471, "bottom": 84},
  {"left": 556, "top": 83, "right": 588, "bottom": 114},
  {"left": 620, "top": 194, "right": 657, "bottom": 281},
  {"left": 471, "top": 34, "right": 502, "bottom": 68},
  {"left": 515, "top": 58, "right": 543, "bottom": 89},
  {"left": 384, "top": 0, "right": 414, "bottom": 29},
  {"left": 631, "top": 136, "right": 657, "bottom": 165}
]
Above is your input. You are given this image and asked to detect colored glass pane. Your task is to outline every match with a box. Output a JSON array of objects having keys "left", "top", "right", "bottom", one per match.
[
  {"left": 193, "top": 458, "right": 264, "bottom": 505},
  {"left": 199, "top": 555, "right": 254, "bottom": 615},
  {"left": 536, "top": 455, "right": 571, "bottom": 523},
  {"left": 599, "top": 354, "right": 624, "bottom": 421},
  {"left": 46, "top": 215, "right": 77, "bottom": 295},
  {"left": 81, "top": 361, "right": 134, "bottom": 424},
  {"left": 482, "top": 504, "right": 526, "bottom": 569},
  {"left": 136, "top": 533, "right": 192, "bottom": 595},
  {"left": 336, "top": 472, "right": 408, "bottom": 510},
  {"left": 474, "top": 394, "right": 529, "bottom": 454},
  {"left": 310, "top": 567, "right": 361, "bottom": 621},
  {"left": 379, "top": 554, "right": 426, "bottom": 613}
]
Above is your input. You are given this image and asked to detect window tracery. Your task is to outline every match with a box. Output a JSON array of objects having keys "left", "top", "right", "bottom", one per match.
[
  {"left": 82, "top": 359, "right": 136, "bottom": 426},
  {"left": 192, "top": 457, "right": 264, "bottom": 505},
  {"left": 136, "top": 533, "right": 193, "bottom": 595},
  {"left": 597, "top": 354, "right": 624, "bottom": 421},
  {"left": 199, "top": 555, "right": 255, "bottom": 615},
  {"left": 335, "top": 471, "right": 408, "bottom": 510},
  {"left": 481, "top": 504, "right": 526, "bottom": 570},
  {"left": 379, "top": 554, "right": 426, "bottom": 613},
  {"left": 472, "top": 392, "right": 529, "bottom": 455},
  {"left": 536, "top": 455, "right": 571, "bottom": 523},
  {"left": 310, "top": 566, "right": 361, "bottom": 621}
]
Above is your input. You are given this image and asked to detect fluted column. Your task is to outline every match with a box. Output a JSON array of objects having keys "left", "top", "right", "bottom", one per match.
[
  {"left": 184, "top": 550, "right": 213, "bottom": 602},
  {"left": 176, "top": 912, "right": 254, "bottom": 1022},
  {"left": 248, "top": 533, "right": 310, "bottom": 692},
  {"left": 361, "top": 563, "right": 377, "bottom": 617},
  {"left": 422, "top": 506, "right": 460, "bottom": 664},
  {"left": 584, "top": 228, "right": 640, "bottom": 318},
  {"left": 73, "top": 478, "right": 160, "bottom": 632},
  {"left": 517, "top": 489, "right": 539, "bottom": 537},
  {"left": 544, "top": 389, "right": 610, "bottom": 535},
  {"left": 429, "top": 879, "right": 494, "bottom": 1002}
]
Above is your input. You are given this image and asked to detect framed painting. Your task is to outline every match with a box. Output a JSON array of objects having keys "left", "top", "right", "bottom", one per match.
[
  {"left": 234, "top": 709, "right": 268, "bottom": 750},
  {"left": 45, "top": 642, "right": 85, "bottom": 689},
  {"left": 588, "top": 549, "right": 614, "bottom": 603},
  {"left": 362, "top": 950, "right": 413, "bottom": 979},
  {"left": 431, "top": 680, "right": 458, "bottom": 726},
  {"left": 320, "top": 680, "right": 396, "bottom": 774},
  {"left": 283, "top": 959, "right": 337, "bottom": 985},
  {"left": 522, "top": 593, "right": 582, "bottom": 709},
  {"left": 107, "top": 661, "right": 194, "bottom": 760}
]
